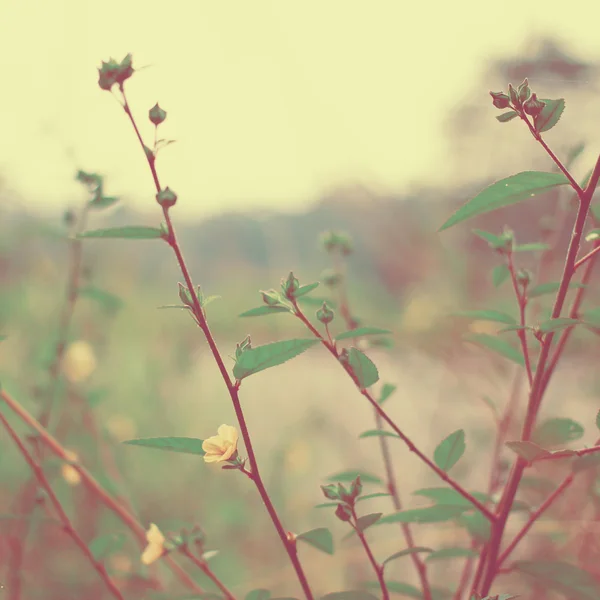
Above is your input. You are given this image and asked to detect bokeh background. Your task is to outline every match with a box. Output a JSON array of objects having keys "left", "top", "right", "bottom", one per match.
[{"left": 3, "top": 1, "right": 600, "bottom": 598}]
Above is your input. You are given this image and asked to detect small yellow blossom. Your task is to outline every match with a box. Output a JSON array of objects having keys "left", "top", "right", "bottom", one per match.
[
  {"left": 469, "top": 320, "right": 499, "bottom": 335},
  {"left": 61, "top": 464, "right": 81, "bottom": 486},
  {"left": 202, "top": 425, "right": 239, "bottom": 463},
  {"left": 141, "top": 523, "right": 166, "bottom": 565},
  {"left": 62, "top": 340, "right": 97, "bottom": 383},
  {"left": 106, "top": 414, "right": 137, "bottom": 441}
]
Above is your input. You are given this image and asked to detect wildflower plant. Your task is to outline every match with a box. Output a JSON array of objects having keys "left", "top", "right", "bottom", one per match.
[{"left": 2, "top": 55, "right": 600, "bottom": 600}]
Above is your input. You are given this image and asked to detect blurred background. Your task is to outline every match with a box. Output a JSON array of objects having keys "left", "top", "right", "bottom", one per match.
[{"left": 3, "top": 1, "right": 600, "bottom": 598}]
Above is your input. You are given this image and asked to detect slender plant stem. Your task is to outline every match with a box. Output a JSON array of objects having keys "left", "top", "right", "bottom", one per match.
[
  {"left": 292, "top": 301, "right": 495, "bottom": 522},
  {"left": 574, "top": 243, "right": 600, "bottom": 271},
  {"left": 506, "top": 253, "right": 533, "bottom": 386},
  {"left": 351, "top": 509, "right": 389, "bottom": 600},
  {"left": 497, "top": 473, "right": 574, "bottom": 567},
  {"left": 0, "top": 388, "right": 205, "bottom": 594},
  {"left": 117, "top": 86, "right": 314, "bottom": 600},
  {"left": 330, "top": 249, "right": 432, "bottom": 600},
  {"left": 0, "top": 411, "right": 125, "bottom": 600},
  {"left": 180, "top": 547, "right": 237, "bottom": 600},
  {"left": 477, "top": 149, "right": 600, "bottom": 596}
]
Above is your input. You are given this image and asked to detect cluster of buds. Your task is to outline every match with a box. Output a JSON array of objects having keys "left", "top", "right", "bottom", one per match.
[
  {"left": 321, "top": 476, "right": 363, "bottom": 522},
  {"left": 98, "top": 54, "right": 134, "bottom": 91},
  {"left": 320, "top": 230, "right": 353, "bottom": 256},
  {"left": 490, "top": 78, "right": 545, "bottom": 118}
]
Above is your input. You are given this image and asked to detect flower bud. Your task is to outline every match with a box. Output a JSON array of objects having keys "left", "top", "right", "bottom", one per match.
[
  {"left": 321, "top": 484, "right": 340, "bottom": 501},
  {"left": 523, "top": 93, "right": 545, "bottom": 117},
  {"left": 335, "top": 503, "right": 352, "bottom": 522},
  {"left": 517, "top": 78, "right": 531, "bottom": 103},
  {"left": 156, "top": 187, "right": 177, "bottom": 208},
  {"left": 317, "top": 302, "right": 334, "bottom": 325},
  {"left": 516, "top": 269, "right": 532, "bottom": 287},
  {"left": 282, "top": 272, "right": 300, "bottom": 299},
  {"left": 508, "top": 83, "right": 520, "bottom": 108},
  {"left": 149, "top": 103, "right": 167, "bottom": 126},
  {"left": 490, "top": 91, "right": 510, "bottom": 110},
  {"left": 260, "top": 289, "right": 281, "bottom": 306}
]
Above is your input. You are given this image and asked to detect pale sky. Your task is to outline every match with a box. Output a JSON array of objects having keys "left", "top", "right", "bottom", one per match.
[{"left": 1, "top": 0, "right": 599, "bottom": 219}]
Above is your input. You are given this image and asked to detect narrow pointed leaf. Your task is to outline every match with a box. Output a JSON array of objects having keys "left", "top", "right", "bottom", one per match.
[
  {"left": 233, "top": 338, "right": 319, "bottom": 380},
  {"left": 123, "top": 437, "right": 205, "bottom": 456},
  {"left": 426, "top": 547, "right": 477, "bottom": 562},
  {"left": 297, "top": 527, "right": 334, "bottom": 555},
  {"left": 492, "top": 264, "right": 510, "bottom": 288},
  {"left": 379, "top": 383, "right": 397, "bottom": 405},
  {"left": 533, "top": 418, "right": 584, "bottom": 446},
  {"left": 538, "top": 318, "right": 581, "bottom": 333},
  {"left": 433, "top": 429, "right": 466, "bottom": 472},
  {"left": 346, "top": 347, "right": 379, "bottom": 388},
  {"left": 77, "top": 226, "right": 163, "bottom": 239},
  {"left": 239, "top": 306, "right": 290, "bottom": 317},
  {"left": 452, "top": 310, "right": 516, "bottom": 325},
  {"left": 496, "top": 110, "right": 518, "bottom": 123},
  {"left": 295, "top": 282, "right": 320, "bottom": 297},
  {"left": 464, "top": 333, "right": 525, "bottom": 366},
  {"left": 336, "top": 327, "right": 392, "bottom": 341},
  {"left": 356, "top": 513, "right": 382, "bottom": 533},
  {"left": 528, "top": 281, "right": 586, "bottom": 298},
  {"left": 439, "top": 171, "right": 569, "bottom": 231},
  {"left": 412, "top": 487, "right": 489, "bottom": 508},
  {"left": 505, "top": 440, "right": 551, "bottom": 462},
  {"left": 377, "top": 505, "right": 465, "bottom": 525},
  {"left": 534, "top": 98, "right": 565, "bottom": 134},
  {"left": 514, "top": 242, "right": 550, "bottom": 252},
  {"left": 326, "top": 470, "right": 382, "bottom": 484},
  {"left": 383, "top": 547, "right": 433, "bottom": 566},
  {"left": 359, "top": 430, "right": 400, "bottom": 439}
]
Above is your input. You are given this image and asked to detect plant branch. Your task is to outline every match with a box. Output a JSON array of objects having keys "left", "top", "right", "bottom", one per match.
[
  {"left": 0, "top": 388, "right": 204, "bottom": 594},
  {"left": 118, "top": 86, "right": 314, "bottom": 600},
  {"left": 497, "top": 473, "right": 573, "bottom": 567},
  {"left": 329, "top": 249, "right": 432, "bottom": 600},
  {"left": 291, "top": 301, "right": 495, "bottom": 522},
  {"left": 0, "top": 411, "right": 125, "bottom": 600},
  {"left": 180, "top": 547, "right": 236, "bottom": 600}
]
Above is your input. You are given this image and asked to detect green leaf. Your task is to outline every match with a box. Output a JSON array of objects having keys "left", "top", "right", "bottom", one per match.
[
  {"left": 492, "top": 264, "right": 510, "bottom": 288},
  {"left": 377, "top": 505, "right": 465, "bottom": 525},
  {"left": 359, "top": 430, "right": 400, "bottom": 439},
  {"left": 433, "top": 430, "right": 466, "bottom": 472},
  {"left": 426, "top": 547, "right": 477, "bottom": 562},
  {"left": 413, "top": 487, "right": 489, "bottom": 508},
  {"left": 596, "top": 410, "right": 600, "bottom": 432},
  {"left": 90, "top": 195, "right": 120, "bottom": 210},
  {"left": 238, "top": 306, "right": 290, "bottom": 317},
  {"left": 528, "top": 281, "right": 587, "bottom": 298},
  {"left": 458, "top": 511, "right": 491, "bottom": 543},
  {"left": 514, "top": 242, "right": 550, "bottom": 252},
  {"left": 297, "top": 527, "right": 334, "bottom": 555},
  {"left": 538, "top": 318, "right": 581, "bottom": 333},
  {"left": 346, "top": 348, "right": 379, "bottom": 389},
  {"left": 534, "top": 98, "right": 566, "bottom": 134},
  {"left": 89, "top": 533, "right": 126, "bottom": 560},
  {"left": 321, "top": 593, "right": 378, "bottom": 600},
  {"left": 463, "top": 333, "right": 525, "bottom": 366},
  {"left": 336, "top": 327, "right": 392, "bottom": 341},
  {"left": 295, "top": 282, "right": 320, "bottom": 298},
  {"left": 327, "top": 470, "right": 382, "bottom": 485},
  {"left": 383, "top": 547, "right": 433, "bottom": 567},
  {"left": 379, "top": 383, "right": 397, "bottom": 405},
  {"left": 78, "top": 286, "right": 124, "bottom": 312},
  {"left": 496, "top": 110, "right": 518, "bottom": 123},
  {"left": 514, "top": 560, "right": 600, "bottom": 600},
  {"left": 356, "top": 492, "right": 392, "bottom": 503},
  {"left": 452, "top": 310, "right": 516, "bottom": 325},
  {"left": 472, "top": 229, "right": 506, "bottom": 248},
  {"left": 365, "top": 581, "right": 421, "bottom": 598},
  {"left": 233, "top": 338, "right": 319, "bottom": 380},
  {"left": 77, "top": 226, "right": 163, "bottom": 239},
  {"left": 122, "top": 437, "right": 206, "bottom": 456},
  {"left": 245, "top": 591, "right": 271, "bottom": 600},
  {"left": 439, "top": 171, "right": 569, "bottom": 231},
  {"left": 533, "top": 418, "right": 585, "bottom": 446},
  {"left": 505, "top": 441, "right": 551, "bottom": 462},
  {"left": 356, "top": 513, "right": 382, "bottom": 533}
]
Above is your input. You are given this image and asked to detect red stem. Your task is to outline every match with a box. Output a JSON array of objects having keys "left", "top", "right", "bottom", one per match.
[
  {"left": 292, "top": 302, "right": 495, "bottom": 522},
  {"left": 119, "top": 87, "right": 314, "bottom": 600}
]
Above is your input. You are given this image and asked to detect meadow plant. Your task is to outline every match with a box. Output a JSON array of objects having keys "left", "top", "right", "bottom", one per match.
[{"left": 3, "top": 57, "right": 600, "bottom": 600}]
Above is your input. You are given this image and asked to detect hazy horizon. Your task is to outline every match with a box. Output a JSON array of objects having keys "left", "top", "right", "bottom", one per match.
[{"left": 2, "top": 0, "right": 600, "bottom": 219}]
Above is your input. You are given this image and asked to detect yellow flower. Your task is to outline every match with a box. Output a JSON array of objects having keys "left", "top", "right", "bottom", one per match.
[
  {"left": 141, "top": 523, "right": 166, "bottom": 565},
  {"left": 469, "top": 320, "right": 499, "bottom": 335},
  {"left": 202, "top": 425, "right": 239, "bottom": 463},
  {"left": 62, "top": 340, "right": 97, "bottom": 383},
  {"left": 61, "top": 464, "right": 81, "bottom": 486}
]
